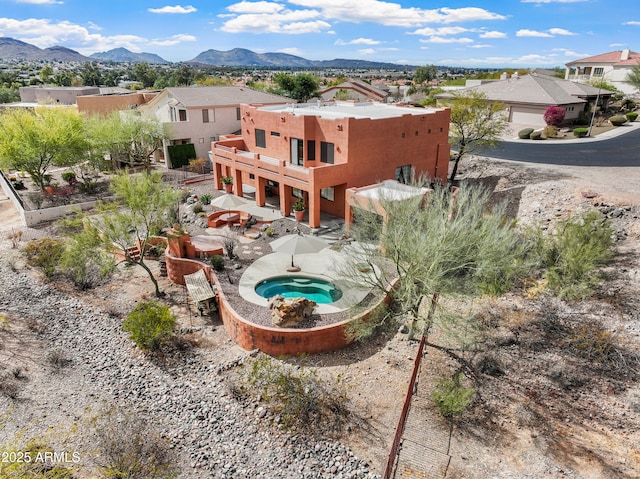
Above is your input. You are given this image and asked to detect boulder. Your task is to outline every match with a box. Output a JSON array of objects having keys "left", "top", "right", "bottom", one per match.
[{"left": 268, "top": 295, "right": 316, "bottom": 328}]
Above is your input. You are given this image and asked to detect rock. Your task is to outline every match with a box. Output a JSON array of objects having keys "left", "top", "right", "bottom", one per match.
[{"left": 268, "top": 295, "right": 316, "bottom": 327}]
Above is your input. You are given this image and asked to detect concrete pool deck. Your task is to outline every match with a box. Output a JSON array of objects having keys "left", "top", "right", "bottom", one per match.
[{"left": 238, "top": 247, "right": 376, "bottom": 314}]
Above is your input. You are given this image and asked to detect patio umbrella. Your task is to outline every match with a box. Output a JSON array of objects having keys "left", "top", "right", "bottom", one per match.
[
  {"left": 211, "top": 193, "right": 247, "bottom": 211},
  {"left": 270, "top": 233, "right": 329, "bottom": 270}
]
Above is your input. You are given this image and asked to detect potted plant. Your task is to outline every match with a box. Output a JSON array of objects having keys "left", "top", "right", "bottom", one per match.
[
  {"left": 292, "top": 198, "right": 305, "bottom": 222},
  {"left": 221, "top": 176, "right": 233, "bottom": 193}
]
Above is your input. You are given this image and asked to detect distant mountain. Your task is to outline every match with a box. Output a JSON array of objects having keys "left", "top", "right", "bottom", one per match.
[
  {"left": 188, "top": 48, "right": 414, "bottom": 69},
  {"left": 0, "top": 37, "right": 91, "bottom": 62},
  {"left": 90, "top": 47, "right": 169, "bottom": 64}
]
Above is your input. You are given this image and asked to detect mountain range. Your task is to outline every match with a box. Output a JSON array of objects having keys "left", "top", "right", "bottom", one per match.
[{"left": 0, "top": 37, "right": 414, "bottom": 69}]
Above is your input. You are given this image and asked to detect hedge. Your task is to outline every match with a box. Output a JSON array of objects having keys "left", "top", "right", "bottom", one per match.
[
  {"left": 608, "top": 115, "right": 627, "bottom": 126},
  {"left": 625, "top": 111, "right": 638, "bottom": 122},
  {"left": 573, "top": 127, "right": 589, "bottom": 138}
]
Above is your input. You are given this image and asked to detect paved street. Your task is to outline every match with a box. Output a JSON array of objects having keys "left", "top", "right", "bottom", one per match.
[{"left": 485, "top": 122, "right": 640, "bottom": 167}]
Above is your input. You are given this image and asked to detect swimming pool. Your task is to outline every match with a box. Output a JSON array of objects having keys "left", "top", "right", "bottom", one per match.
[{"left": 254, "top": 275, "right": 343, "bottom": 304}]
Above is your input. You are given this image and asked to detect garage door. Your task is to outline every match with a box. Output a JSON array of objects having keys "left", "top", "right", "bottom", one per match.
[{"left": 510, "top": 106, "right": 545, "bottom": 126}]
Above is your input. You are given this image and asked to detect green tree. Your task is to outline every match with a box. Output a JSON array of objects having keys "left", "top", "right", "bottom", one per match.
[
  {"left": 79, "top": 61, "right": 102, "bottom": 86},
  {"left": 40, "top": 65, "right": 54, "bottom": 83},
  {"left": 0, "top": 107, "right": 88, "bottom": 190},
  {"left": 86, "top": 171, "right": 178, "bottom": 297},
  {"left": 131, "top": 62, "right": 158, "bottom": 88},
  {"left": 414, "top": 65, "right": 437, "bottom": 85},
  {"left": 273, "top": 72, "right": 319, "bottom": 102},
  {"left": 625, "top": 64, "right": 640, "bottom": 92},
  {"left": 446, "top": 90, "right": 508, "bottom": 182},
  {"left": 346, "top": 182, "right": 529, "bottom": 369},
  {"left": 123, "top": 301, "right": 176, "bottom": 350}
]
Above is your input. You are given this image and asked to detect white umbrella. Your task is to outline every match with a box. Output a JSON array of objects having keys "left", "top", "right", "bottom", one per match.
[
  {"left": 211, "top": 193, "right": 247, "bottom": 212},
  {"left": 270, "top": 233, "right": 329, "bottom": 269}
]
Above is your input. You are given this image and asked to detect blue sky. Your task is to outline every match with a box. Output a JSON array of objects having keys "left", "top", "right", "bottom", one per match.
[{"left": 0, "top": 0, "right": 638, "bottom": 67}]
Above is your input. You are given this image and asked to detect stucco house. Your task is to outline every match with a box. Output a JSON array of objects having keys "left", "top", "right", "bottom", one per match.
[
  {"left": 319, "top": 80, "right": 388, "bottom": 102},
  {"left": 565, "top": 49, "right": 640, "bottom": 95},
  {"left": 211, "top": 100, "right": 451, "bottom": 228},
  {"left": 137, "top": 86, "right": 291, "bottom": 167},
  {"left": 436, "top": 72, "right": 611, "bottom": 127}
]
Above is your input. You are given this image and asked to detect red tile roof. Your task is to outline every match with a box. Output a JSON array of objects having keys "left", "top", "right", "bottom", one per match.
[{"left": 567, "top": 50, "right": 640, "bottom": 66}]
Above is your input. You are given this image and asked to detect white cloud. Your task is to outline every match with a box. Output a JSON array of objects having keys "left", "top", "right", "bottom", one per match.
[
  {"left": 148, "top": 5, "right": 197, "bottom": 14},
  {"left": 149, "top": 34, "right": 197, "bottom": 46},
  {"left": 220, "top": 0, "right": 506, "bottom": 33},
  {"left": 227, "top": 1, "right": 285, "bottom": 14},
  {"left": 420, "top": 36, "right": 474, "bottom": 44},
  {"left": 548, "top": 28, "right": 575, "bottom": 36},
  {"left": 220, "top": 8, "right": 330, "bottom": 34},
  {"left": 357, "top": 48, "right": 377, "bottom": 55},
  {"left": 470, "top": 44, "right": 492, "bottom": 49},
  {"left": 516, "top": 29, "right": 553, "bottom": 37},
  {"left": 624, "top": 21, "right": 640, "bottom": 26},
  {"left": 278, "top": 47, "right": 304, "bottom": 55},
  {"left": 479, "top": 30, "right": 507, "bottom": 39},
  {"left": 335, "top": 38, "right": 381, "bottom": 45},
  {"left": 410, "top": 26, "right": 471, "bottom": 36}
]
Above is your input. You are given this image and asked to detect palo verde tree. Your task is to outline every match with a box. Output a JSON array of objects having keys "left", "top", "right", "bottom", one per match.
[
  {"left": 0, "top": 107, "right": 88, "bottom": 190},
  {"left": 445, "top": 90, "right": 508, "bottom": 183},
  {"left": 625, "top": 64, "right": 640, "bottom": 92},
  {"left": 80, "top": 171, "right": 178, "bottom": 297},
  {"left": 345, "top": 181, "right": 529, "bottom": 371}
]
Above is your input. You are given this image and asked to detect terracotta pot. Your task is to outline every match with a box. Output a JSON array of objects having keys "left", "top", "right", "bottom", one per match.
[
  {"left": 294, "top": 209, "right": 305, "bottom": 222},
  {"left": 224, "top": 183, "right": 233, "bottom": 193}
]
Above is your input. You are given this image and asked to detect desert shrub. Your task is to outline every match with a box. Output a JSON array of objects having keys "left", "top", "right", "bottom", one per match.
[
  {"left": 61, "top": 171, "right": 76, "bottom": 184},
  {"left": 47, "top": 348, "right": 73, "bottom": 371},
  {"left": 565, "top": 319, "right": 623, "bottom": 366},
  {"left": 0, "top": 372, "right": 20, "bottom": 399},
  {"left": 529, "top": 130, "right": 543, "bottom": 140},
  {"left": 264, "top": 226, "right": 276, "bottom": 237},
  {"left": 518, "top": 128, "right": 534, "bottom": 139},
  {"left": 122, "top": 301, "right": 176, "bottom": 351},
  {"left": 209, "top": 254, "right": 225, "bottom": 271},
  {"left": 432, "top": 372, "right": 475, "bottom": 417},
  {"left": 178, "top": 189, "right": 191, "bottom": 203},
  {"left": 608, "top": 115, "right": 627, "bottom": 126},
  {"left": 543, "top": 105, "right": 566, "bottom": 126},
  {"left": 90, "top": 407, "right": 177, "bottom": 479},
  {"left": 573, "top": 127, "right": 589, "bottom": 138},
  {"left": 622, "top": 98, "right": 636, "bottom": 110},
  {"left": 191, "top": 202, "right": 204, "bottom": 214},
  {"left": 23, "top": 238, "right": 65, "bottom": 279},
  {"left": 241, "top": 355, "right": 350, "bottom": 433},
  {"left": 541, "top": 211, "right": 615, "bottom": 299},
  {"left": 543, "top": 125, "right": 558, "bottom": 138},
  {"left": 625, "top": 111, "right": 638, "bottom": 122},
  {"left": 199, "top": 193, "right": 212, "bottom": 205}
]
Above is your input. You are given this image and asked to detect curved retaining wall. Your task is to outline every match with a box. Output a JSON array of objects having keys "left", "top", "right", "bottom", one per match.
[{"left": 166, "top": 253, "right": 394, "bottom": 355}]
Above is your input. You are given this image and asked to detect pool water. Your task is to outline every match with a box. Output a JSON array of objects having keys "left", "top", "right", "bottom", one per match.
[{"left": 255, "top": 276, "right": 343, "bottom": 304}]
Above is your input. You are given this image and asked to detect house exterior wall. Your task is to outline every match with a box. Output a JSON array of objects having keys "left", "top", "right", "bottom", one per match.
[
  {"left": 19, "top": 86, "right": 100, "bottom": 105},
  {"left": 77, "top": 92, "right": 158, "bottom": 115},
  {"left": 508, "top": 102, "right": 583, "bottom": 126},
  {"left": 212, "top": 102, "right": 450, "bottom": 228}
]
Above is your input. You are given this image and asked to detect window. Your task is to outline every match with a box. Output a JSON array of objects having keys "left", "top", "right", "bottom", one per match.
[
  {"left": 178, "top": 109, "right": 187, "bottom": 122},
  {"left": 307, "top": 140, "right": 316, "bottom": 161},
  {"left": 271, "top": 131, "right": 280, "bottom": 137},
  {"left": 320, "top": 187, "right": 334, "bottom": 201},
  {"left": 255, "top": 129, "right": 266, "bottom": 148},
  {"left": 290, "top": 138, "right": 304, "bottom": 166},
  {"left": 594, "top": 67, "right": 604, "bottom": 77},
  {"left": 236, "top": 107, "right": 241, "bottom": 120},
  {"left": 395, "top": 165, "right": 412, "bottom": 184},
  {"left": 320, "top": 141, "right": 334, "bottom": 164},
  {"left": 292, "top": 188, "right": 304, "bottom": 198},
  {"left": 202, "top": 109, "right": 209, "bottom": 123}
]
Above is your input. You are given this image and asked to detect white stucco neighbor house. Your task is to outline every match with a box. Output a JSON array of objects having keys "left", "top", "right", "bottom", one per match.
[
  {"left": 137, "top": 86, "right": 291, "bottom": 167},
  {"left": 565, "top": 49, "right": 640, "bottom": 95},
  {"left": 435, "top": 72, "right": 611, "bottom": 127}
]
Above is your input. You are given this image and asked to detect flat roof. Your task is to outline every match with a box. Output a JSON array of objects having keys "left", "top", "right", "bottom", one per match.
[{"left": 259, "top": 101, "right": 443, "bottom": 120}]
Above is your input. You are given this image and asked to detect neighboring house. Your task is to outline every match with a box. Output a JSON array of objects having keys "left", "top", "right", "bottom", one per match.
[
  {"left": 18, "top": 86, "right": 100, "bottom": 105},
  {"left": 565, "top": 49, "right": 640, "bottom": 95},
  {"left": 319, "top": 80, "right": 388, "bottom": 102},
  {"left": 436, "top": 72, "right": 611, "bottom": 127},
  {"left": 211, "top": 101, "right": 451, "bottom": 228},
  {"left": 137, "top": 86, "right": 291, "bottom": 166},
  {"left": 77, "top": 90, "right": 160, "bottom": 115}
]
